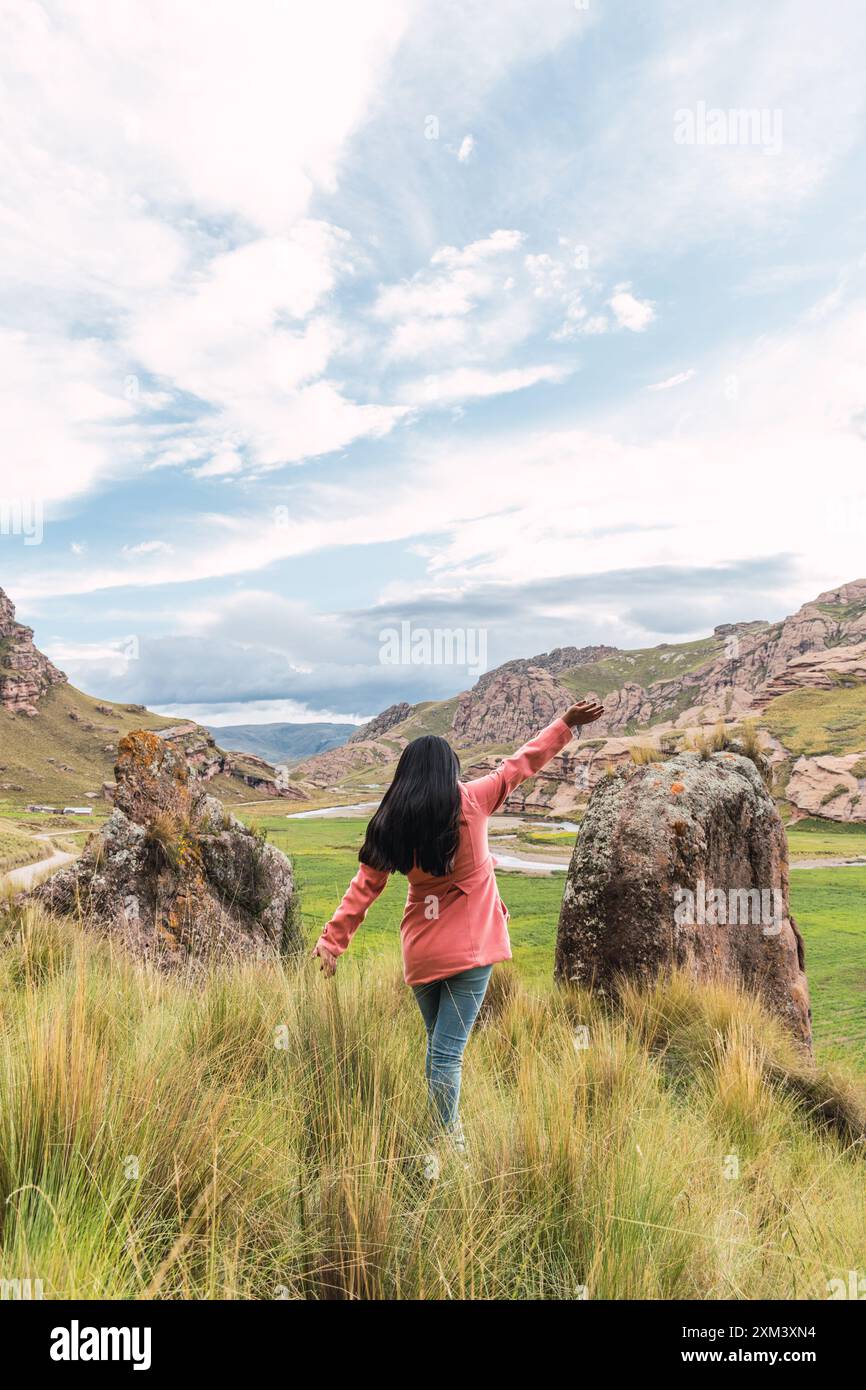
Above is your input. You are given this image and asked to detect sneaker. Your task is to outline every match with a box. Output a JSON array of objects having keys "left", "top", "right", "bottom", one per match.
[
  {"left": 422, "top": 1150, "right": 441, "bottom": 1181},
  {"left": 447, "top": 1121, "right": 469, "bottom": 1166}
]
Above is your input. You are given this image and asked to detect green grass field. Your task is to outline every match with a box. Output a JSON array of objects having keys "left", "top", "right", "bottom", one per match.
[
  {"left": 787, "top": 818, "right": 866, "bottom": 859},
  {"left": 249, "top": 811, "right": 866, "bottom": 1071},
  {"left": 0, "top": 824, "right": 49, "bottom": 873},
  {"left": 789, "top": 867, "right": 866, "bottom": 1067}
]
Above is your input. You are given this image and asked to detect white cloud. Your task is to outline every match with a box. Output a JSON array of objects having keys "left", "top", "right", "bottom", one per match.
[
  {"left": 608, "top": 285, "right": 656, "bottom": 332},
  {"left": 124, "top": 225, "right": 408, "bottom": 469},
  {"left": 122, "top": 540, "right": 173, "bottom": 556},
  {"left": 398, "top": 363, "right": 571, "bottom": 405},
  {"left": 0, "top": 0, "right": 413, "bottom": 494},
  {"left": 154, "top": 699, "right": 366, "bottom": 727},
  {"left": 374, "top": 230, "right": 524, "bottom": 322},
  {"left": 0, "top": 329, "right": 139, "bottom": 506},
  {"left": 373, "top": 228, "right": 560, "bottom": 374},
  {"left": 457, "top": 134, "right": 475, "bottom": 162},
  {"left": 14, "top": 276, "right": 866, "bottom": 613},
  {"left": 525, "top": 253, "right": 568, "bottom": 299},
  {"left": 5, "top": 0, "right": 866, "bottom": 702},
  {"left": 190, "top": 451, "right": 245, "bottom": 480},
  {"left": 434, "top": 230, "right": 525, "bottom": 266},
  {"left": 647, "top": 369, "right": 696, "bottom": 391},
  {"left": 0, "top": 0, "right": 409, "bottom": 239}
]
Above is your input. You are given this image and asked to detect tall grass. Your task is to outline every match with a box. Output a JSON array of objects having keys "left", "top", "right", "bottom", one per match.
[{"left": 0, "top": 904, "right": 863, "bottom": 1300}]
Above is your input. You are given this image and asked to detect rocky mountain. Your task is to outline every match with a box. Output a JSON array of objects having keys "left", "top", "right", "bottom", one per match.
[
  {"left": 349, "top": 702, "right": 413, "bottom": 743},
  {"left": 452, "top": 666, "right": 576, "bottom": 746},
  {"left": 0, "top": 590, "right": 66, "bottom": 715},
  {"left": 292, "top": 578, "right": 866, "bottom": 824},
  {"left": 471, "top": 643, "right": 620, "bottom": 686},
  {"left": 0, "top": 586, "right": 304, "bottom": 808}
]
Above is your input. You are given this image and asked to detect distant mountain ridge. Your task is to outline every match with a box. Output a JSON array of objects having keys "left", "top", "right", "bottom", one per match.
[
  {"left": 206, "top": 721, "right": 355, "bottom": 764},
  {"left": 291, "top": 579, "right": 866, "bottom": 824},
  {"left": 4, "top": 578, "right": 866, "bottom": 824}
]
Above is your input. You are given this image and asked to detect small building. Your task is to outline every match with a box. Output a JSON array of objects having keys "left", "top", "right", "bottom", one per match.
[{"left": 62, "top": 806, "right": 93, "bottom": 816}]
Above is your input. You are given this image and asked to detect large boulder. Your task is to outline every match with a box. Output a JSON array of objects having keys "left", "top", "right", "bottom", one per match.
[
  {"left": 32, "top": 730, "right": 301, "bottom": 970},
  {"left": 555, "top": 751, "right": 812, "bottom": 1050}
]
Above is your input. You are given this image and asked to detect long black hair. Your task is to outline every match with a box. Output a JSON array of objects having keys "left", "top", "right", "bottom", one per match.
[{"left": 360, "top": 734, "right": 461, "bottom": 876}]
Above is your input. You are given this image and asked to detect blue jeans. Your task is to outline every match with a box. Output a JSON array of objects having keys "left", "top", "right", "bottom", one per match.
[{"left": 411, "top": 964, "right": 493, "bottom": 1134}]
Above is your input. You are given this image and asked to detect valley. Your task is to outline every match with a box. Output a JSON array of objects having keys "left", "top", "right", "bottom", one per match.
[
  {"left": 1, "top": 575, "right": 864, "bottom": 1073},
  {"left": 236, "top": 805, "right": 866, "bottom": 1070}
]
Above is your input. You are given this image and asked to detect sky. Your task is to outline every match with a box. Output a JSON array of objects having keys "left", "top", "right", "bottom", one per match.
[{"left": 2, "top": 0, "right": 866, "bottom": 726}]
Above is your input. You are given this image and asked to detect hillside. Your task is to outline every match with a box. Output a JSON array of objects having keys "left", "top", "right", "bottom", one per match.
[
  {"left": 0, "top": 588, "right": 299, "bottom": 810},
  {"left": 292, "top": 579, "right": 866, "bottom": 823},
  {"left": 206, "top": 720, "right": 355, "bottom": 765}
]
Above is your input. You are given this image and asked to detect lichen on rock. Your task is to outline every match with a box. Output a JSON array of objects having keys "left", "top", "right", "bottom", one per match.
[
  {"left": 555, "top": 750, "right": 812, "bottom": 1051},
  {"left": 30, "top": 727, "right": 301, "bottom": 971}
]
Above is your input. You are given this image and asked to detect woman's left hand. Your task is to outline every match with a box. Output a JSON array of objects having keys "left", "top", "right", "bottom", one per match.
[
  {"left": 312, "top": 943, "right": 338, "bottom": 977},
  {"left": 562, "top": 699, "right": 605, "bottom": 728}
]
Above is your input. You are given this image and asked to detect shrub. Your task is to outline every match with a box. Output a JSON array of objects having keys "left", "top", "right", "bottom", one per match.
[{"left": 629, "top": 744, "right": 665, "bottom": 765}]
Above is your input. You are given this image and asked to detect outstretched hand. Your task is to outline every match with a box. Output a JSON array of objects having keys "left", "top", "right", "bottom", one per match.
[
  {"left": 312, "top": 943, "right": 338, "bottom": 977},
  {"left": 563, "top": 699, "right": 605, "bottom": 729}
]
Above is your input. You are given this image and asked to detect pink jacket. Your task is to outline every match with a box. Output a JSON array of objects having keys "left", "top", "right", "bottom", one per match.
[{"left": 315, "top": 717, "right": 575, "bottom": 986}]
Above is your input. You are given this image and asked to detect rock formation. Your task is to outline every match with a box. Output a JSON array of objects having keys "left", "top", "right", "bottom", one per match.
[
  {"left": 786, "top": 753, "right": 866, "bottom": 823},
  {"left": 751, "top": 643, "right": 866, "bottom": 708},
  {"left": 349, "top": 702, "right": 414, "bottom": 743},
  {"left": 33, "top": 730, "right": 301, "bottom": 969},
  {"left": 107, "top": 723, "right": 309, "bottom": 802},
  {"left": 452, "top": 666, "right": 576, "bottom": 746},
  {"left": 169, "top": 722, "right": 312, "bottom": 799},
  {"left": 555, "top": 751, "right": 812, "bottom": 1050},
  {"left": 0, "top": 588, "right": 66, "bottom": 715},
  {"left": 451, "top": 648, "right": 617, "bottom": 747}
]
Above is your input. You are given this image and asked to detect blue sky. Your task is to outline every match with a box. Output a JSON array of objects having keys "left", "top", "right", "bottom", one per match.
[{"left": 2, "top": 0, "right": 866, "bottom": 725}]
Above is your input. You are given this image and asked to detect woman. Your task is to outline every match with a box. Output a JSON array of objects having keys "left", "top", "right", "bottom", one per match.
[{"left": 312, "top": 699, "right": 604, "bottom": 1155}]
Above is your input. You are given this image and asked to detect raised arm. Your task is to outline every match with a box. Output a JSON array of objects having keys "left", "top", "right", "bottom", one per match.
[
  {"left": 312, "top": 862, "right": 390, "bottom": 975},
  {"left": 464, "top": 699, "right": 604, "bottom": 816}
]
